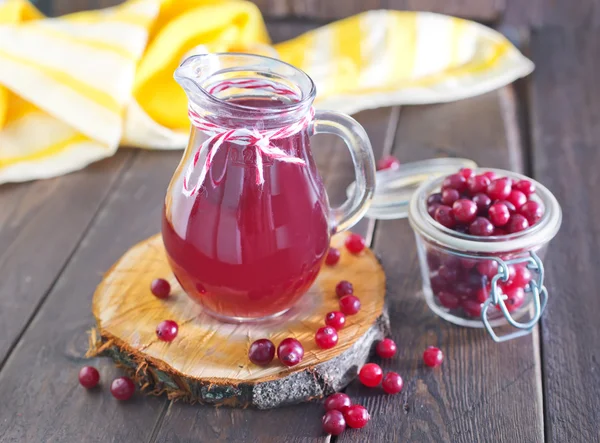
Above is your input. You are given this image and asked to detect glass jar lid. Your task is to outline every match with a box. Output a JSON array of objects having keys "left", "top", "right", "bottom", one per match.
[{"left": 348, "top": 158, "right": 478, "bottom": 220}]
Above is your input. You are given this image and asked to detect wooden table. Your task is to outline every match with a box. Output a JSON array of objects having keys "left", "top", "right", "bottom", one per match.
[{"left": 1, "top": 1, "right": 598, "bottom": 442}]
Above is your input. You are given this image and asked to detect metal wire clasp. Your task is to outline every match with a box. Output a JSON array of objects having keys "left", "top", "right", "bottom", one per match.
[{"left": 481, "top": 251, "right": 548, "bottom": 342}]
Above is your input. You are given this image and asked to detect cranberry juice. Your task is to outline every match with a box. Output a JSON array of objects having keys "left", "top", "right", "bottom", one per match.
[{"left": 162, "top": 97, "right": 329, "bottom": 319}]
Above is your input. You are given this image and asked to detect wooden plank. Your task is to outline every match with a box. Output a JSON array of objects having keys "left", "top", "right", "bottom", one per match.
[
  {"left": 503, "top": 0, "right": 600, "bottom": 27},
  {"left": 530, "top": 28, "right": 600, "bottom": 443},
  {"left": 0, "top": 150, "right": 179, "bottom": 442},
  {"left": 0, "top": 151, "right": 133, "bottom": 365},
  {"left": 339, "top": 89, "right": 545, "bottom": 442}
]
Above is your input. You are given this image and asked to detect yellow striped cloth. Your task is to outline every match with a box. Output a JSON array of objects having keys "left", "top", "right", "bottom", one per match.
[{"left": 0, "top": 0, "right": 533, "bottom": 183}]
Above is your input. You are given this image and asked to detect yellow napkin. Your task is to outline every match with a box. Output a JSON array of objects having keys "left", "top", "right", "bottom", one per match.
[{"left": 0, "top": 0, "right": 533, "bottom": 183}]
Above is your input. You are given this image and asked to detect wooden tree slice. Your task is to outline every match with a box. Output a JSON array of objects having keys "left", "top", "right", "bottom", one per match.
[{"left": 89, "top": 232, "right": 388, "bottom": 409}]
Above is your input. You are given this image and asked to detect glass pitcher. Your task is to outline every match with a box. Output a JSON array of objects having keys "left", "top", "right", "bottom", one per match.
[{"left": 163, "top": 54, "right": 375, "bottom": 322}]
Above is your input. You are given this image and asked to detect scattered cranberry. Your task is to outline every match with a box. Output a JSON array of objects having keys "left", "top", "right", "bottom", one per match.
[
  {"left": 472, "top": 193, "right": 492, "bottom": 214},
  {"left": 110, "top": 376, "right": 135, "bottom": 400},
  {"left": 442, "top": 173, "right": 467, "bottom": 193},
  {"left": 382, "top": 372, "right": 403, "bottom": 394},
  {"left": 423, "top": 346, "right": 444, "bottom": 368},
  {"left": 325, "top": 247, "right": 341, "bottom": 266},
  {"left": 315, "top": 326, "right": 339, "bottom": 349},
  {"left": 248, "top": 339, "right": 276, "bottom": 366},
  {"left": 507, "top": 190, "right": 527, "bottom": 210},
  {"left": 469, "top": 217, "right": 494, "bottom": 236},
  {"left": 325, "top": 311, "right": 346, "bottom": 330},
  {"left": 459, "top": 167, "right": 475, "bottom": 179},
  {"left": 277, "top": 338, "right": 304, "bottom": 367},
  {"left": 514, "top": 179, "right": 535, "bottom": 196},
  {"left": 339, "top": 295, "right": 361, "bottom": 315},
  {"left": 487, "top": 178, "right": 512, "bottom": 201},
  {"left": 488, "top": 203, "right": 510, "bottom": 227},
  {"left": 324, "top": 393, "right": 352, "bottom": 413},
  {"left": 78, "top": 366, "right": 100, "bottom": 389},
  {"left": 434, "top": 205, "right": 456, "bottom": 229},
  {"left": 377, "top": 155, "right": 401, "bottom": 171},
  {"left": 441, "top": 188, "right": 460, "bottom": 206},
  {"left": 467, "top": 174, "right": 491, "bottom": 195},
  {"left": 520, "top": 200, "right": 543, "bottom": 225},
  {"left": 359, "top": 363, "right": 383, "bottom": 387},
  {"left": 156, "top": 320, "right": 178, "bottom": 342},
  {"left": 335, "top": 280, "right": 353, "bottom": 297},
  {"left": 151, "top": 278, "right": 171, "bottom": 299},
  {"left": 438, "top": 291, "right": 461, "bottom": 309},
  {"left": 506, "top": 214, "right": 529, "bottom": 233},
  {"left": 322, "top": 410, "right": 346, "bottom": 436},
  {"left": 452, "top": 199, "right": 478, "bottom": 224},
  {"left": 345, "top": 233, "right": 366, "bottom": 254},
  {"left": 344, "top": 405, "right": 370, "bottom": 429},
  {"left": 376, "top": 338, "right": 397, "bottom": 359}
]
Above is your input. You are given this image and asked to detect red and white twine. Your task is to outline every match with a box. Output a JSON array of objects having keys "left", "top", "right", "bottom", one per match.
[{"left": 183, "top": 78, "right": 313, "bottom": 197}]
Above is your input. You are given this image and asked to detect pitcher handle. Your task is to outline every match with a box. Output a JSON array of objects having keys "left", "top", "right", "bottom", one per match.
[{"left": 312, "top": 110, "right": 376, "bottom": 233}]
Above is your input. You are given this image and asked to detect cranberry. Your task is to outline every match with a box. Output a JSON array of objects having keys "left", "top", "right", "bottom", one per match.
[
  {"left": 248, "top": 339, "right": 276, "bottom": 366},
  {"left": 493, "top": 227, "right": 507, "bottom": 236},
  {"left": 506, "top": 214, "right": 529, "bottom": 233},
  {"left": 427, "top": 250, "right": 442, "bottom": 269},
  {"left": 151, "top": 278, "right": 171, "bottom": 299},
  {"left": 359, "top": 363, "right": 383, "bottom": 387},
  {"left": 460, "top": 258, "right": 477, "bottom": 270},
  {"left": 322, "top": 410, "right": 346, "bottom": 436},
  {"left": 156, "top": 320, "right": 178, "bottom": 342},
  {"left": 438, "top": 291, "right": 460, "bottom": 309},
  {"left": 277, "top": 338, "right": 304, "bottom": 367},
  {"left": 477, "top": 259, "right": 499, "bottom": 278},
  {"left": 441, "top": 188, "right": 460, "bottom": 206},
  {"left": 382, "top": 372, "right": 403, "bottom": 394},
  {"left": 502, "top": 287, "right": 526, "bottom": 312},
  {"left": 507, "top": 190, "right": 527, "bottom": 210},
  {"left": 429, "top": 273, "right": 447, "bottom": 294},
  {"left": 325, "top": 311, "right": 346, "bottom": 330},
  {"left": 487, "top": 178, "right": 512, "bottom": 201},
  {"left": 496, "top": 199, "right": 516, "bottom": 213},
  {"left": 377, "top": 155, "right": 401, "bottom": 171},
  {"left": 423, "top": 346, "right": 444, "bottom": 367},
  {"left": 344, "top": 405, "right": 370, "bottom": 429},
  {"left": 452, "top": 199, "right": 478, "bottom": 224},
  {"left": 427, "top": 192, "right": 443, "bottom": 206},
  {"left": 376, "top": 338, "right": 397, "bottom": 359},
  {"left": 488, "top": 203, "right": 510, "bottom": 227},
  {"left": 339, "top": 295, "right": 361, "bottom": 315},
  {"left": 345, "top": 233, "right": 366, "bottom": 254},
  {"left": 442, "top": 173, "right": 468, "bottom": 193},
  {"left": 325, "top": 247, "right": 341, "bottom": 266},
  {"left": 438, "top": 264, "right": 459, "bottom": 282},
  {"left": 467, "top": 174, "right": 491, "bottom": 195},
  {"left": 325, "top": 393, "right": 352, "bottom": 413},
  {"left": 469, "top": 217, "right": 494, "bottom": 236},
  {"left": 520, "top": 200, "right": 543, "bottom": 225},
  {"left": 335, "top": 280, "right": 353, "bottom": 297},
  {"left": 472, "top": 193, "right": 492, "bottom": 214},
  {"left": 434, "top": 205, "right": 456, "bottom": 229},
  {"left": 514, "top": 179, "right": 535, "bottom": 196},
  {"left": 78, "top": 366, "right": 100, "bottom": 389},
  {"left": 428, "top": 202, "right": 441, "bottom": 218},
  {"left": 482, "top": 171, "right": 497, "bottom": 181},
  {"left": 475, "top": 286, "right": 490, "bottom": 303},
  {"left": 455, "top": 281, "right": 476, "bottom": 299},
  {"left": 459, "top": 167, "right": 475, "bottom": 179},
  {"left": 110, "top": 376, "right": 135, "bottom": 400},
  {"left": 506, "top": 265, "right": 532, "bottom": 289},
  {"left": 462, "top": 299, "right": 483, "bottom": 317},
  {"left": 315, "top": 326, "right": 339, "bottom": 349}
]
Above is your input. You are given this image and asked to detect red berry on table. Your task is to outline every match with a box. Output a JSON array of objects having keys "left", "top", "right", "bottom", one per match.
[
  {"left": 382, "top": 372, "right": 403, "bottom": 394},
  {"left": 488, "top": 202, "right": 511, "bottom": 227},
  {"left": 442, "top": 173, "right": 468, "bottom": 193},
  {"left": 472, "top": 192, "right": 492, "bottom": 215},
  {"left": 438, "top": 291, "right": 460, "bottom": 309},
  {"left": 377, "top": 155, "right": 401, "bottom": 171},
  {"left": 359, "top": 363, "right": 383, "bottom": 387},
  {"left": 507, "top": 190, "right": 527, "bottom": 210},
  {"left": 459, "top": 167, "right": 475, "bottom": 179},
  {"left": 248, "top": 339, "right": 276, "bottom": 366},
  {"left": 376, "top": 338, "right": 397, "bottom": 359},
  {"left": 482, "top": 171, "right": 497, "bottom": 181},
  {"left": 452, "top": 199, "right": 478, "bottom": 224},
  {"left": 462, "top": 299, "right": 483, "bottom": 317},
  {"left": 434, "top": 205, "right": 456, "bottom": 229},
  {"left": 469, "top": 217, "right": 494, "bottom": 236},
  {"left": 324, "top": 392, "right": 352, "bottom": 413},
  {"left": 110, "top": 376, "right": 135, "bottom": 401},
  {"left": 156, "top": 320, "right": 178, "bottom": 342},
  {"left": 467, "top": 174, "right": 491, "bottom": 195},
  {"left": 486, "top": 178, "right": 512, "bottom": 201},
  {"left": 325, "top": 247, "right": 341, "bottom": 266},
  {"left": 339, "top": 295, "right": 361, "bottom": 315},
  {"left": 78, "top": 366, "right": 100, "bottom": 389},
  {"left": 322, "top": 410, "right": 346, "bottom": 436},
  {"left": 506, "top": 214, "right": 530, "bottom": 233},
  {"left": 325, "top": 311, "right": 346, "bottom": 330},
  {"left": 441, "top": 188, "right": 460, "bottom": 206},
  {"left": 423, "top": 346, "right": 444, "bottom": 367},
  {"left": 151, "top": 278, "right": 171, "bottom": 299},
  {"left": 344, "top": 405, "right": 371, "bottom": 429},
  {"left": 514, "top": 179, "right": 535, "bottom": 196},
  {"left": 345, "top": 233, "right": 366, "bottom": 254},
  {"left": 277, "top": 338, "right": 304, "bottom": 367},
  {"left": 476, "top": 259, "right": 499, "bottom": 278},
  {"left": 315, "top": 326, "right": 339, "bottom": 349},
  {"left": 335, "top": 280, "right": 353, "bottom": 297},
  {"left": 519, "top": 200, "right": 543, "bottom": 225}
]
